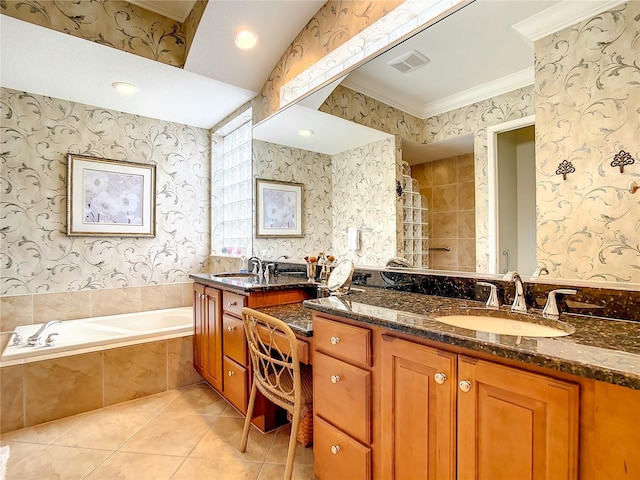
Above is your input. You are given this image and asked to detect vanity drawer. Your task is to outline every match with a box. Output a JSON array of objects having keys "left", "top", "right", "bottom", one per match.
[
  {"left": 223, "top": 356, "right": 248, "bottom": 413},
  {"left": 314, "top": 316, "right": 371, "bottom": 367},
  {"left": 223, "top": 291, "right": 246, "bottom": 317},
  {"left": 223, "top": 314, "right": 247, "bottom": 365},
  {"left": 314, "top": 415, "right": 371, "bottom": 480},
  {"left": 314, "top": 351, "right": 371, "bottom": 444}
]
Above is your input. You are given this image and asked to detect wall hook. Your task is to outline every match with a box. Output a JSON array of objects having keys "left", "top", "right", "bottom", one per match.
[
  {"left": 555, "top": 159, "right": 575, "bottom": 180},
  {"left": 629, "top": 180, "right": 639, "bottom": 194},
  {"left": 611, "top": 150, "right": 634, "bottom": 173}
]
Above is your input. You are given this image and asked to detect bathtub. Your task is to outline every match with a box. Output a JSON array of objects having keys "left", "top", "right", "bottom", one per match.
[{"left": 1, "top": 306, "right": 193, "bottom": 366}]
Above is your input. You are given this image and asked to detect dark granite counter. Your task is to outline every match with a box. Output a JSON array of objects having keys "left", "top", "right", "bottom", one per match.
[
  {"left": 256, "top": 302, "right": 314, "bottom": 337},
  {"left": 190, "top": 272, "right": 313, "bottom": 293},
  {"left": 302, "top": 287, "right": 640, "bottom": 390}
]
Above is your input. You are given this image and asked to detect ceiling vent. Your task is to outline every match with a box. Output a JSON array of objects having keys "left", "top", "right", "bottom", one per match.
[{"left": 388, "top": 50, "right": 430, "bottom": 74}]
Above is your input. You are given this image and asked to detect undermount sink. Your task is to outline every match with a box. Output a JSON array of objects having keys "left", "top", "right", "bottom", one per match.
[
  {"left": 210, "top": 272, "right": 259, "bottom": 281},
  {"left": 434, "top": 313, "right": 574, "bottom": 338}
]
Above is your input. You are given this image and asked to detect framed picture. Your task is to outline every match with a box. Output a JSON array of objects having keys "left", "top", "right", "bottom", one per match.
[
  {"left": 66, "top": 154, "right": 156, "bottom": 237},
  {"left": 256, "top": 178, "right": 303, "bottom": 237}
]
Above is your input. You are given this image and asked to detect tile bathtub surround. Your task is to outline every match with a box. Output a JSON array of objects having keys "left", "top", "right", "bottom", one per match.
[
  {"left": 0, "top": 384, "right": 314, "bottom": 480},
  {"left": 0, "top": 282, "right": 194, "bottom": 348},
  {"left": 0, "top": 335, "right": 202, "bottom": 433}
]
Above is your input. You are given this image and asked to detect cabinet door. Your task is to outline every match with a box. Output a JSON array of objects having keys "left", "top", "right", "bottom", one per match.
[
  {"left": 380, "top": 336, "right": 457, "bottom": 480},
  {"left": 204, "top": 287, "right": 223, "bottom": 391},
  {"left": 457, "top": 356, "right": 579, "bottom": 480},
  {"left": 193, "top": 284, "right": 207, "bottom": 375}
]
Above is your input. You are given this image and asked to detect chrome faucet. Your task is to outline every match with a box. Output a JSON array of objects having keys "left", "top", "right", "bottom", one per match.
[
  {"left": 27, "top": 320, "right": 61, "bottom": 346},
  {"left": 248, "top": 256, "right": 263, "bottom": 277},
  {"left": 543, "top": 289, "right": 577, "bottom": 318},
  {"left": 503, "top": 271, "right": 527, "bottom": 313}
]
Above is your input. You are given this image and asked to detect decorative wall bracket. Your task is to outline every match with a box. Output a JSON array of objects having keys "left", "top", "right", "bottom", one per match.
[
  {"left": 611, "top": 150, "right": 634, "bottom": 173},
  {"left": 556, "top": 159, "right": 575, "bottom": 180}
]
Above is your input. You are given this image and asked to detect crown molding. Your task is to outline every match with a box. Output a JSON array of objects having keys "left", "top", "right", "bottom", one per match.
[{"left": 512, "top": 0, "right": 628, "bottom": 42}]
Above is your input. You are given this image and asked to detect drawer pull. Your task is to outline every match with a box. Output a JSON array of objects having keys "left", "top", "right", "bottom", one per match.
[
  {"left": 459, "top": 380, "right": 472, "bottom": 393},
  {"left": 228, "top": 370, "right": 235, "bottom": 377},
  {"left": 331, "top": 445, "right": 341, "bottom": 455},
  {"left": 330, "top": 374, "right": 341, "bottom": 384},
  {"left": 227, "top": 301, "right": 238, "bottom": 307},
  {"left": 330, "top": 336, "right": 340, "bottom": 345},
  {"left": 434, "top": 373, "right": 447, "bottom": 385},
  {"left": 227, "top": 326, "right": 235, "bottom": 332}
]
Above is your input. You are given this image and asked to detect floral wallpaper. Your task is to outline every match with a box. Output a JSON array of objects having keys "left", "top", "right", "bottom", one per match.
[
  {"left": 0, "top": 87, "right": 211, "bottom": 295},
  {"left": 321, "top": 84, "right": 536, "bottom": 272},
  {"left": 0, "top": 0, "right": 207, "bottom": 68},
  {"left": 255, "top": 0, "right": 402, "bottom": 123},
  {"left": 331, "top": 136, "right": 398, "bottom": 266},
  {"left": 534, "top": 1, "right": 640, "bottom": 284},
  {"left": 252, "top": 140, "right": 333, "bottom": 262}
]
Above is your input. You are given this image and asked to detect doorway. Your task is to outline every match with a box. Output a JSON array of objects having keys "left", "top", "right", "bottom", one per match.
[{"left": 487, "top": 116, "right": 536, "bottom": 275}]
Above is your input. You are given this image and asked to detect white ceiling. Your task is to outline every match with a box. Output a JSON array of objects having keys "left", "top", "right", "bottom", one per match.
[{"left": 0, "top": 0, "right": 324, "bottom": 129}]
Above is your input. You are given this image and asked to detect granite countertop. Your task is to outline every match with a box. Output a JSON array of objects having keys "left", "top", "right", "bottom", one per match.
[
  {"left": 190, "top": 272, "right": 313, "bottom": 292},
  {"left": 301, "top": 287, "right": 640, "bottom": 390}
]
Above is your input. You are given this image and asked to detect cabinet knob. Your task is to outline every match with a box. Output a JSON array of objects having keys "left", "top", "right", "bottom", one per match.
[
  {"left": 330, "top": 336, "right": 340, "bottom": 345},
  {"left": 459, "top": 380, "right": 472, "bottom": 393},
  {"left": 331, "top": 445, "right": 341, "bottom": 455},
  {"left": 227, "top": 326, "right": 235, "bottom": 332},
  {"left": 228, "top": 370, "right": 235, "bottom": 377},
  {"left": 434, "top": 373, "right": 447, "bottom": 385},
  {"left": 330, "top": 374, "right": 341, "bottom": 384},
  {"left": 227, "top": 301, "right": 238, "bottom": 307}
]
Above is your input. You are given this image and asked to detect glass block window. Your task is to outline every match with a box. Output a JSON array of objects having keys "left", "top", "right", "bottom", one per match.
[{"left": 211, "top": 110, "right": 253, "bottom": 256}]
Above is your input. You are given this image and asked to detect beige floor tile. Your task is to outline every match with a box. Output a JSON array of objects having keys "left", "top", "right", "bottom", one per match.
[
  {"left": 219, "top": 402, "right": 244, "bottom": 418},
  {"left": 172, "top": 456, "right": 263, "bottom": 480},
  {"left": 258, "top": 462, "right": 315, "bottom": 480},
  {"left": 6, "top": 444, "right": 110, "bottom": 480},
  {"left": 162, "top": 383, "right": 227, "bottom": 417},
  {"left": 0, "top": 441, "right": 45, "bottom": 471},
  {"left": 121, "top": 388, "right": 183, "bottom": 412},
  {"left": 84, "top": 451, "right": 185, "bottom": 480},
  {"left": 265, "top": 425, "right": 314, "bottom": 466},
  {"left": 190, "top": 416, "right": 275, "bottom": 463},
  {"left": 53, "top": 401, "right": 159, "bottom": 450},
  {"left": 120, "top": 414, "right": 214, "bottom": 456},
  {"left": 0, "top": 413, "right": 89, "bottom": 445}
]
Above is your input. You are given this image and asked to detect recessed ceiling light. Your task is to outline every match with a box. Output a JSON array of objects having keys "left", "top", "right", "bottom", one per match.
[
  {"left": 298, "top": 129, "right": 314, "bottom": 137},
  {"left": 235, "top": 30, "right": 258, "bottom": 50},
  {"left": 112, "top": 82, "right": 140, "bottom": 96}
]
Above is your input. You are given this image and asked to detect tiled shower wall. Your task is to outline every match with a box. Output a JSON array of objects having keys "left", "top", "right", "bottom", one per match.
[{"left": 412, "top": 153, "right": 476, "bottom": 271}]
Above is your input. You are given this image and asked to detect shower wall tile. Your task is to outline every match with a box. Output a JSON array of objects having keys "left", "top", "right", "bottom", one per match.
[
  {"left": 458, "top": 210, "right": 476, "bottom": 239},
  {"left": 0, "top": 365, "right": 24, "bottom": 433},
  {"left": 140, "top": 284, "right": 183, "bottom": 311},
  {"left": 24, "top": 352, "right": 103, "bottom": 426},
  {"left": 104, "top": 342, "right": 167, "bottom": 406},
  {"left": 458, "top": 182, "right": 476, "bottom": 210},
  {"left": 92, "top": 288, "right": 141, "bottom": 317},
  {"left": 432, "top": 185, "right": 458, "bottom": 212},
  {"left": 167, "top": 336, "right": 202, "bottom": 389},
  {"left": 0, "top": 295, "right": 34, "bottom": 332},
  {"left": 457, "top": 153, "right": 475, "bottom": 183},
  {"left": 34, "top": 291, "right": 92, "bottom": 324}
]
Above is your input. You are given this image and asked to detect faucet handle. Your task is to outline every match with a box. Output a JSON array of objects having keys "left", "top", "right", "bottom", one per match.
[
  {"left": 45, "top": 332, "right": 59, "bottom": 347},
  {"left": 542, "top": 289, "right": 577, "bottom": 318},
  {"left": 477, "top": 282, "right": 500, "bottom": 309},
  {"left": 9, "top": 331, "right": 23, "bottom": 346}
]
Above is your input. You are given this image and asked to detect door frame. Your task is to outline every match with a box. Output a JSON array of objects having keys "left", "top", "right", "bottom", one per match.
[{"left": 486, "top": 115, "right": 535, "bottom": 274}]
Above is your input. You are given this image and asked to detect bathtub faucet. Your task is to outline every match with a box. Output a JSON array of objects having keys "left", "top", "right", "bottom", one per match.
[{"left": 27, "top": 320, "right": 62, "bottom": 346}]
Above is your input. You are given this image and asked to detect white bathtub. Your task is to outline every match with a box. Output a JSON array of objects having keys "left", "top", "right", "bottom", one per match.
[{"left": 1, "top": 307, "right": 193, "bottom": 366}]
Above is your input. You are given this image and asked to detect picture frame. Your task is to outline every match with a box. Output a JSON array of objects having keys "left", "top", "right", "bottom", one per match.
[
  {"left": 66, "top": 153, "right": 156, "bottom": 237},
  {"left": 256, "top": 178, "right": 303, "bottom": 238}
]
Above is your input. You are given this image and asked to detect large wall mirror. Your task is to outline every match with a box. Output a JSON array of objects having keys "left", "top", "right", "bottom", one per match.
[{"left": 252, "top": 0, "right": 640, "bottom": 287}]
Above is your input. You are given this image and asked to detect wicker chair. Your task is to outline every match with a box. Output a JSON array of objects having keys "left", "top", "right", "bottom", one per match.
[{"left": 240, "top": 307, "right": 313, "bottom": 480}]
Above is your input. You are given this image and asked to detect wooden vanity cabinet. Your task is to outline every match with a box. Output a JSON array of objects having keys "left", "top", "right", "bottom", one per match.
[
  {"left": 193, "top": 281, "right": 310, "bottom": 432},
  {"left": 313, "top": 313, "right": 581, "bottom": 480},
  {"left": 193, "top": 283, "right": 222, "bottom": 391}
]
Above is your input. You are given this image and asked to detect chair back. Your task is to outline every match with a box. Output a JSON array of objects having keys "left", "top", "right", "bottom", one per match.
[{"left": 241, "top": 308, "right": 301, "bottom": 413}]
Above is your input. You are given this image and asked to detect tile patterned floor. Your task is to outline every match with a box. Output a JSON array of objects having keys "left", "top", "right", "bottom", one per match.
[{"left": 0, "top": 383, "right": 315, "bottom": 479}]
